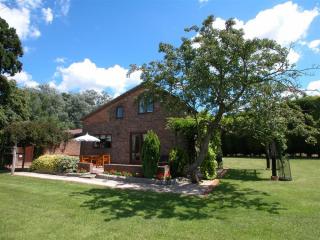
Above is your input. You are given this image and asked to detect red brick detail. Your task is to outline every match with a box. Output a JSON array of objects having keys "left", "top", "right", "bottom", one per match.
[
  {"left": 156, "top": 165, "right": 170, "bottom": 179},
  {"left": 44, "top": 141, "right": 80, "bottom": 156}
]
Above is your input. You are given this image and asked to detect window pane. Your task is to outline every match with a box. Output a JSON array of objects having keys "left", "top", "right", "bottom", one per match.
[
  {"left": 146, "top": 98, "right": 153, "bottom": 112},
  {"left": 104, "top": 135, "right": 112, "bottom": 148},
  {"left": 116, "top": 106, "right": 124, "bottom": 118},
  {"left": 139, "top": 99, "right": 145, "bottom": 113}
]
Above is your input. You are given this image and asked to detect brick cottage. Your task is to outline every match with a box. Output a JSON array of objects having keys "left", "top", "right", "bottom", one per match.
[{"left": 81, "top": 84, "right": 188, "bottom": 174}]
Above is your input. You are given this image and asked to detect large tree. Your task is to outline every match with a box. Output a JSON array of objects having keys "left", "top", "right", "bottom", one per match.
[
  {"left": 130, "top": 16, "right": 302, "bottom": 181},
  {"left": 0, "top": 17, "right": 23, "bottom": 76},
  {"left": 0, "top": 17, "right": 26, "bottom": 171}
]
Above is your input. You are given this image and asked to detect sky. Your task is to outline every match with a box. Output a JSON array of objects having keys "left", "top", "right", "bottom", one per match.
[{"left": 1, "top": 0, "right": 320, "bottom": 96}]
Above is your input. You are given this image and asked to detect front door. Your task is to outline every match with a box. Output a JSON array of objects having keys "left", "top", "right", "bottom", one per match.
[{"left": 130, "top": 133, "right": 146, "bottom": 164}]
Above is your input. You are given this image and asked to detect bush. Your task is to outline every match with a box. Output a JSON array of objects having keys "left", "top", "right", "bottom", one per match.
[
  {"left": 30, "top": 155, "right": 60, "bottom": 173},
  {"left": 141, "top": 130, "right": 160, "bottom": 178},
  {"left": 169, "top": 148, "right": 188, "bottom": 178},
  {"left": 200, "top": 147, "right": 217, "bottom": 180},
  {"left": 30, "top": 154, "right": 79, "bottom": 174},
  {"left": 55, "top": 155, "right": 79, "bottom": 173}
]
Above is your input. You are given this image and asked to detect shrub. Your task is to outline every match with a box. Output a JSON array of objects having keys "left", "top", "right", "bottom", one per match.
[
  {"left": 30, "top": 154, "right": 79, "bottom": 174},
  {"left": 30, "top": 155, "right": 60, "bottom": 173},
  {"left": 169, "top": 148, "right": 188, "bottom": 178},
  {"left": 200, "top": 147, "right": 217, "bottom": 180},
  {"left": 141, "top": 130, "right": 160, "bottom": 178},
  {"left": 55, "top": 156, "right": 79, "bottom": 173}
]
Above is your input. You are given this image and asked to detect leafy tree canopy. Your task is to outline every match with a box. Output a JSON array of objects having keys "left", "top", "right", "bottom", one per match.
[{"left": 0, "top": 17, "right": 23, "bottom": 76}]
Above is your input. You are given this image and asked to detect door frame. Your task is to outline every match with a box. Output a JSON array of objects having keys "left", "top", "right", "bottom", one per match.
[{"left": 129, "top": 132, "right": 146, "bottom": 164}]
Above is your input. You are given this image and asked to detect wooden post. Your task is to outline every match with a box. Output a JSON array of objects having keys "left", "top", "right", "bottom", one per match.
[
  {"left": 270, "top": 141, "right": 278, "bottom": 180},
  {"left": 11, "top": 143, "right": 17, "bottom": 175},
  {"left": 22, "top": 146, "right": 25, "bottom": 170},
  {"left": 265, "top": 145, "right": 271, "bottom": 170}
]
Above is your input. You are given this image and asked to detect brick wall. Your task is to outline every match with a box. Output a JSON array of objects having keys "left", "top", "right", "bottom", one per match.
[
  {"left": 82, "top": 86, "right": 184, "bottom": 164},
  {"left": 44, "top": 141, "right": 80, "bottom": 156}
]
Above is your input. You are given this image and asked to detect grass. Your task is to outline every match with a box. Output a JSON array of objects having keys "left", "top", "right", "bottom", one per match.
[{"left": 1, "top": 158, "right": 320, "bottom": 240}]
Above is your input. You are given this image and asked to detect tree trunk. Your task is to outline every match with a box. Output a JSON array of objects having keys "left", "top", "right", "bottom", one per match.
[
  {"left": 270, "top": 140, "right": 277, "bottom": 177},
  {"left": 11, "top": 143, "right": 17, "bottom": 175},
  {"left": 188, "top": 129, "right": 213, "bottom": 183},
  {"left": 187, "top": 109, "right": 224, "bottom": 183},
  {"left": 265, "top": 145, "right": 270, "bottom": 170}
]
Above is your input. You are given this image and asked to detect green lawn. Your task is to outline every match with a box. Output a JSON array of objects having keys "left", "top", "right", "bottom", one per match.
[{"left": 1, "top": 158, "right": 320, "bottom": 240}]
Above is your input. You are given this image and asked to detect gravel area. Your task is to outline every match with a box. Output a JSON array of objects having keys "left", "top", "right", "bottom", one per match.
[{"left": 13, "top": 172, "right": 220, "bottom": 196}]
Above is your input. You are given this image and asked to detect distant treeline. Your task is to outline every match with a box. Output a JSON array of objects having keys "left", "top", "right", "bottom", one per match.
[
  {"left": 22, "top": 84, "right": 111, "bottom": 128},
  {"left": 221, "top": 96, "right": 320, "bottom": 157}
]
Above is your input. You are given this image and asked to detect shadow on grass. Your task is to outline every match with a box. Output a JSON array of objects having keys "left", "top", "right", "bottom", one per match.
[
  {"left": 71, "top": 180, "right": 285, "bottom": 221},
  {"left": 223, "top": 169, "right": 269, "bottom": 181},
  {"left": 0, "top": 169, "right": 9, "bottom": 174}
]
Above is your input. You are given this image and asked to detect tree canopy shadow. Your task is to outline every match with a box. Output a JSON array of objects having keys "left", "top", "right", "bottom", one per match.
[
  {"left": 223, "top": 169, "right": 270, "bottom": 181},
  {"left": 71, "top": 180, "right": 286, "bottom": 222}
]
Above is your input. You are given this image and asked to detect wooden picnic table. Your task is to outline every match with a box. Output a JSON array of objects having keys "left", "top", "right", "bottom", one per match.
[{"left": 80, "top": 154, "right": 111, "bottom": 167}]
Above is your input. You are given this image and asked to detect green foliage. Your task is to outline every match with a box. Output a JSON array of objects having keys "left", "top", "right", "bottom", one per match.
[
  {"left": 30, "top": 155, "right": 61, "bottom": 173},
  {"left": 293, "top": 95, "right": 320, "bottom": 121},
  {"left": 55, "top": 155, "right": 79, "bottom": 173},
  {"left": 0, "top": 78, "right": 30, "bottom": 167},
  {"left": 30, "top": 154, "right": 78, "bottom": 173},
  {"left": 0, "top": 77, "right": 30, "bottom": 129},
  {"left": 167, "top": 117, "right": 197, "bottom": 138},
  {"left": 0, "top": 17, "right": 23, "bottom": 76},
  {"left": 224, "top": 91, "right": 319, "bottom": 158},
  {"left": 200, "top": 147, "right": 217, "bottom": 180},
  {"left": 169, "top": 148, "right": 189, "bottom": 177},
  {"left": 4, "top": 118, "right": 69, "bottom": 158},
  {"left": 26, "top": 85, "right": 111, "bottom": 128},
  {"left": 141, "top": 130, "right": 160, "bottom": 178}
]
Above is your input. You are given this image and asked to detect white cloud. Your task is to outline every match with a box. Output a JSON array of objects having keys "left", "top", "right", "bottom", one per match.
[
  {"left": 242, "top": 2, "right": 318, "bottom": 45},
  {"left": 287, "top": 49, "right": 300, "bottom": 64},
  {"left": 9, "top": 71, "right": 39, "bottom": 88},
  {"left": 57, "top": 0, "right": 71, "bottom": 16},
  {"left": 308, "top": 39, "right": 320, "bottom": 53},
  {"left": 53, "top": 58, "right": 142, "bottom": 96},
  {"left": 42, "top": 7, "right": 53, "bottom": 24},
  {"left": 0, "top": 3, "right": 40, "bottom": 40},
  {"left": 0, "top": 0, "right": 69, "bottom": 40},
  {"left": 211, "top": 2, "right": 319, "bottom": 63},
  {"left": 17, "top": 0, "right": 43, "bottom": 9},
  {"left": 306, "top": 80, "right": 320, "bottom": 95},
  {"left": 55, "top": 57, "right": 66, "bottom": 64},
  {"left": 199, "top": 0, "right": 209, "bottom": 3}
]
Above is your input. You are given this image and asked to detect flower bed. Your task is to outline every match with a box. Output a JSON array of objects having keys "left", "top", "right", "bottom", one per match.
[{"left": 104, "top": 164, "right": 171, "bottom": 179}]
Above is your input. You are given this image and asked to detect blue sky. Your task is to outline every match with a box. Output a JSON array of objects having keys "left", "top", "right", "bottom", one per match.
[{"left": 1, "top": 0, "right": 320, "bottom": 96}]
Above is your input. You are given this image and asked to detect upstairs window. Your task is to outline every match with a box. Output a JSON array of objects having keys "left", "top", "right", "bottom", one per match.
[
  {"left": 93, "top": 134, "right": 112, "bottom": 148},
  {"left": 116, "top": 106, "right": 124, "bottom": 119},
  {"left": 138, "top": 96, "right": 154, "bottom": 113}
]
